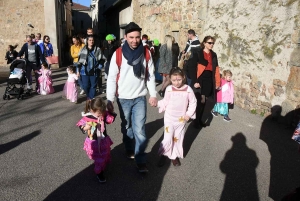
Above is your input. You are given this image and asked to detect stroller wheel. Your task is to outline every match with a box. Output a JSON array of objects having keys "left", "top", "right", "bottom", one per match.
[
  {"left": 7, "top": 95, "right": 10, "bottom": 100},
  {"left": 17, "top": 95, "right": 20, "bottom": 100},
  {"left": 3, "top": 94, "right": 6, "bottom": 100},
  {"left": 21, "top": 95, "right": 24, "bottom": 100}
]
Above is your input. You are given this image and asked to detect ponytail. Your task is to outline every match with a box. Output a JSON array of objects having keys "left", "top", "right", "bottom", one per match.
[{"left": 85, "top": 99, "right": 91, "bottom": 113}]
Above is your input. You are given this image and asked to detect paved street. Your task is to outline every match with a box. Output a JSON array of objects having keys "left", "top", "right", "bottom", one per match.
[{"left": 1, "top": 68, "right": 300, "bottom": 201}]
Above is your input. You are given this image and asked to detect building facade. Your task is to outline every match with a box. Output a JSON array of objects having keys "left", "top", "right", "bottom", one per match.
[
  {"left": 72, "top": 3, "right": 92, "bottom": 35},
  {"left": 0, "top": 0, "right": 73, "bottom": 67}
]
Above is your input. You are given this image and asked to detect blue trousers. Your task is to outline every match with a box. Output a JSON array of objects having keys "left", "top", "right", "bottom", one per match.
[
  {"left": 81, "top": 75, "right": 98, "bottom": 99},
  {"left": 117, "top": 96, "right": 148, "bottom": 164}
]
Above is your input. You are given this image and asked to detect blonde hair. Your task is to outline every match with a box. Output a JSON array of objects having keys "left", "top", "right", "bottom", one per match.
[
  {"left": 222, "top": 70, "right": 233, "bottom": 78},
  {"left": 165, "top": 35, "right": 173, "bottom": 51}
]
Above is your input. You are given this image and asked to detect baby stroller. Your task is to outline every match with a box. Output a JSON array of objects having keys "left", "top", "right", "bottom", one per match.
[{"left": 3, "top": 59, "right": 30, "bottom": 100}]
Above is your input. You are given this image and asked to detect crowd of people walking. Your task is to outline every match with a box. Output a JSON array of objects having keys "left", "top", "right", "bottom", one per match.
[{"left": 6, "top": 22, "right": 236, "bottom": 184}]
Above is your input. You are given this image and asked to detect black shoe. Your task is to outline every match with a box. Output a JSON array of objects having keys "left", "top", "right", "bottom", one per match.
[
  {"left": 223, "top": 115, "right": 232, "bottom": 122},
  {"left": 158, "top": 90, "right": 164, "bottom": 97},
  {"left": 157, "top": 155, "right": 167, "bottom": 167},
  {"left": 97, "top": 172, "right": 106, "bottom": 183},
  {"left": 211, "top": 111, "right": 218, "bottom": 117},
  {"left": 137, "top": 163, "right": 149, "bottom": 173},
  {"left": 126, "top": 150, "right": 135, "bottom": 160},
  {"left": 171, "top": 158, "right": 181, "bottom": 166}
]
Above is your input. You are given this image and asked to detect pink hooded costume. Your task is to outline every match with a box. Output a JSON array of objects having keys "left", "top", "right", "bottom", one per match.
[
  {"left": 157, "top": 85, "right": 197, "bottom": 159},
  {"left": 37, "top": 69, "right": 55, "bottom": 95}
]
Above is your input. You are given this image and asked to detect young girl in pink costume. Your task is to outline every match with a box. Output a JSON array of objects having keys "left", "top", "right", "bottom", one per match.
[
  {"left": 157, "top": 67, "right": 197, "bottom": 167},
  {"left": 37, "top": 62, "right": 55, "bottom": 95},
  {"left": 211, "top": 70, "right": 234, "bottom": 122},
  {"left": 63, "top": 65, "right": 78, "bottom": 103},
  {"left": 76, "top": 98, "right": 116, "bottom": 183}
]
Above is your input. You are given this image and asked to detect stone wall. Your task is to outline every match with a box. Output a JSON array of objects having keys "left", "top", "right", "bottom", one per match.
[
  {"left": 0, "top": 0, "right": 45, "bottom": 66},
  {"left": 133, "top": 0, "right": 300, "bottom": 118}
]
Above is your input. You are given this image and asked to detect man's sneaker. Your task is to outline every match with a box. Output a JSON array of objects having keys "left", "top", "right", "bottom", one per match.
[
  {"left": 224, "top": 115, "right": 232, "bottom": 122},
  {"left": 137, "top": 163, "right": 149, "bottom": 173},
  {"left": 96, "top": 172, "right": 106, "bottom": 183},
  {"left": 126, "top": 150, "right": 135, "bottom": 160},
  {"left": 80, "top": 90, "right": 85, "bottom": 95},
  {"left": 211, "top": 111, "right": 218, "bottom": 117}
]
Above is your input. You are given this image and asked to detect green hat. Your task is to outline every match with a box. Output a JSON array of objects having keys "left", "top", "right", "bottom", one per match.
[
  {"left": 153, "top": 39, "right": 159, "bottom": 46},
  {"left": 106, "top": 34, "right": 114, "bottom": 41}
]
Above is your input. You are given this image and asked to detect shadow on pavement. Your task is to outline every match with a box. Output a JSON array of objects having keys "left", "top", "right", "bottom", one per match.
[
  {"left": 220, "top": 133, "right": 260, "bottom": 201},
  {"left": 260, "top": 106, "right": 300, "bottom": 200},
  {"left": 183, "top": 123, "right": 202, "bottom": 157},
  {"left": 45, "top": 133, "right": 171, "bottom": 201},
  {"left": 0, "top": 130, "right": 41, "bottom": 155}
]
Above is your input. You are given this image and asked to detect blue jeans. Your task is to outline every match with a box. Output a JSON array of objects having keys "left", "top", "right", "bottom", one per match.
[
  {"left": 74, "top": 63, "right": 83, "bottom": 89},
  {"left": 81, "top": 75, "right": 98, "bottom": 99},
  {"left": 117, "top": 96, "right": 148, "bottom": 164}
]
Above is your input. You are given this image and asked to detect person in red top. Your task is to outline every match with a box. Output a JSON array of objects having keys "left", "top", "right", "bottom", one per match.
[{"left": 186, "top": 36, "right": 221, "bottom": 128}]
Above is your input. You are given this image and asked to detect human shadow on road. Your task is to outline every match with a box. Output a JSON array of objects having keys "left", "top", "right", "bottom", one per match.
[
  {"left": 44, "top": 134, "right": 171, "bottom": 201},
  {"left": 259, "top": 106, "right": 300, "bottom": 200},
  {"left": 0, "top": 130, "right": 41, "bottom": 155},
  {"left": 183, "top": 123, "right": 202, "bottom": 157},
  {"left": 220, "top": 133, "right": 260, "bottom": 201},
  {"left": 145, "top": 118, "right": 164, "bottom": 139}
]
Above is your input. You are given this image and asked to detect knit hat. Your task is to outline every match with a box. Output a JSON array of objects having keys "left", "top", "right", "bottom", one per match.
[
  {"left": 124, "top": 22, "right": 142, "bottom": 34},
  {"left": 153, "top": 39, "right": 160, "bottom": 46},
  {"left": 106, "top": 34, "right": 114, "bottom": 41}
]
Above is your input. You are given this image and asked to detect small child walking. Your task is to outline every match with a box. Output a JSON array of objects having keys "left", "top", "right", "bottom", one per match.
[
  {"left": 37, "top": 62, "right": 55, "bottom": 95},
  {"left": 157, "top": 67, "right": 197, "bottom": 167},
  {"left": 76, "top": 98, "right": 116, "bottom": 183},
  {"left": 211, "top": 70, "right": 234, "bottom": 122},
  {"left": 63, "top": 65, "right": 78, "bottom": 103}
]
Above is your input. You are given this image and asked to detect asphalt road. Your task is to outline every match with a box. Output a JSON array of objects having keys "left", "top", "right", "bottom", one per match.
[{"left": 1, "top": 68, "right": 300, "bottom": 201}]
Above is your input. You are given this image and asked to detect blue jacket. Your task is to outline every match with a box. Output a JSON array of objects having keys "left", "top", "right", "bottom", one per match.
[{"left": 39, "top": 43, "right": 54, "bottom": 57}]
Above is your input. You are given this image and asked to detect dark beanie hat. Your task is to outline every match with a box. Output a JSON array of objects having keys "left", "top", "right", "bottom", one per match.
[{"left": 124, "top": 22, "right": 142, "bottom": 34}]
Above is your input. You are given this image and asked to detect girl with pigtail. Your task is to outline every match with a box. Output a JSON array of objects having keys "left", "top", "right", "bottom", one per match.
[{"left": 76, "top": 98, "right": 116, "bottom": 183}]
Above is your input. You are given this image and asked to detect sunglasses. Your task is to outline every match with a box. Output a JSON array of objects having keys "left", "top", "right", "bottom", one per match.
[{"left": 206, "top": 42, "right": 214, "bottom": 45}]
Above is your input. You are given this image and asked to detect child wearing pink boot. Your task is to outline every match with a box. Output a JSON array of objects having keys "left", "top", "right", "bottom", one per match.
[
  {"left": 63, "top": 65, "right": 78, "bottom": 103},
  {"left": 157, "top": 67, "right": 197, "bottom": 167}
]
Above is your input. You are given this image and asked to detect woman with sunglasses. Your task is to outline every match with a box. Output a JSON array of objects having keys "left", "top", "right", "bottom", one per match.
[
  {"left": 39, "top": 35, "right": 54, "bottom": 68},
  {"left": 187, "top": 36, "right": 221, "bottom": 128}
]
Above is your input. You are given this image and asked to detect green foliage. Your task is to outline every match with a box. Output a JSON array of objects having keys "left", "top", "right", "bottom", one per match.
[{"left": 251, "top": 109, "right": 257, "bottom": 114}]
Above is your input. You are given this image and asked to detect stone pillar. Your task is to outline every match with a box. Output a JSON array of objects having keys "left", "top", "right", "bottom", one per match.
[{"left": 44, "top": 0, "right": 60, "bottom": 68}]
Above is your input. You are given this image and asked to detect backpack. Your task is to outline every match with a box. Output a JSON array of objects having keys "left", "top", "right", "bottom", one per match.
[{"left": 115, "top": 46, "right": 151, "bottom": 95}]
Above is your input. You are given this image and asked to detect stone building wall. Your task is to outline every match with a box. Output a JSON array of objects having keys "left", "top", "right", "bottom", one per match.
[
  {"left": 0, "top": 0, "right": 45, "bottom": 66},
  {"left": 133, "top": 0, "right": 300, "bottom": 118}
]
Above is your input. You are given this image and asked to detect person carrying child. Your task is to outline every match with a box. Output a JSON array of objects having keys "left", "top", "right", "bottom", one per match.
[
  {"left": 37, "top": 62, "right": 54, "bottom": 95},
  {"left": 63, "top": 65, "right": 78, "bottom": 103},
  {"left": 76, "top": 98, "right": 115, "bottom": 183},
  {"left": 211, "top": 70, "right": 234, "bottom": 122},
  {"left": 157, "top": 67, "right": 197, "bottom": 167}
]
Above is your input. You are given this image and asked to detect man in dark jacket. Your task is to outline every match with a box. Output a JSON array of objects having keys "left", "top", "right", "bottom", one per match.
[
  {"left": 17, "top": 35, "right": 45, "bottom": 90},
  {"left": 180, "top": 29, "right": 201, "bottom": 60}
]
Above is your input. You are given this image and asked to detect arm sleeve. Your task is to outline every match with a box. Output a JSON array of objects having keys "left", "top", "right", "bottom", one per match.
[
  {"left": 159, "top": 45, "right": 166, "bottom": 64},
  {"left": 185, "top": 88, "right": 197, "bottom": 119},
  {"left": 106, "top": 52, "right": 118, "bottom": 102},
  {"left": 37, "top": 45, "right": 46, "bottom": 63},
  {"left": 17, "top": 45, "right": 25, "bottom": 57},
  {"left": 146, "top": 50, "right": 157, "bottom": 98},
  {"left": 157, "top": 87, "right": 171, "bottom": 113},
  {"left": 70, "top": 46, "right": 78, "bottom": 60},
  {"left": 5, "top": 52, "right": 8, "bottom": 59}
]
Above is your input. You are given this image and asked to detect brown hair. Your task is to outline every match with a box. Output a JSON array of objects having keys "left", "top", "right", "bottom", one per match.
[
  {"left": 84, "top": 98, "right": 106, "bottom": 115},
  {"left": 222, "top": 70, "right": 233, "bottom": 78},
  {"left": 200, "top": 36, "right": 215, "bottom": 48},
  {"left": 42, "top": 62, "right": 49, "bottom": 69},
  {"left": 67, "top": 65, "right": 76, "bottom": 73},
  {"left": 169, "top": 67, "right": 186, "bottom": 84}
]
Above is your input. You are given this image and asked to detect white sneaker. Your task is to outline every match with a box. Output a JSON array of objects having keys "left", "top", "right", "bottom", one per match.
[
  {"left": 80, "top": 90, "right": 85, "bottom": 95},
  {"left": 27, "top": 85, "right": 32, "bottom": 90}
]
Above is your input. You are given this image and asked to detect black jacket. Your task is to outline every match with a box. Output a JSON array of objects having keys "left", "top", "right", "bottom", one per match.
[
  {"left": 17, "top": 43, "right": 45, "bottom": 69},
  {"left": 187, "top": 47, "right": 219, "bottom": 98},
  {"left": 5, "top": 50, "right": 18, "bottom": 64}
]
